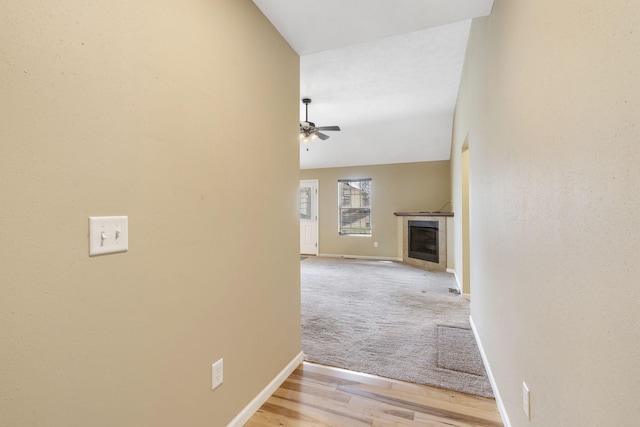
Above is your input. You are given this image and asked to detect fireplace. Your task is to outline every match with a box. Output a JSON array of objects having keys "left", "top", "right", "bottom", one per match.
[
  {"left": 395, "top": 212, "right": 451, "bottom": 272},
  {"left": 408, "top": 220, "right": 439, "bottom": 263}
]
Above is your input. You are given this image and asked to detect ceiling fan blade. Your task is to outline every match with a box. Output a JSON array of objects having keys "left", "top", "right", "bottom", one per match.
[
  {"left": 315, "top": 132, "right": 330, "bottom": 140},
  {"left": 299, "top": 99, "right": 340, "bottom": 142}
]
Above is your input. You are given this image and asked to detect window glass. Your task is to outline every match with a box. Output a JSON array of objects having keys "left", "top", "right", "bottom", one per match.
[
  {"left": 338, "top": 178, "right": 371, "bottom": 235},
  {"left": 299, "top": 186, "right": 312, "bottom": 220}
]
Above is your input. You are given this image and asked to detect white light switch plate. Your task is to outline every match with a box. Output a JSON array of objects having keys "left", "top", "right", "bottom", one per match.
[{"left": 89, "top": 216, "right": 128, "bottom": 256}]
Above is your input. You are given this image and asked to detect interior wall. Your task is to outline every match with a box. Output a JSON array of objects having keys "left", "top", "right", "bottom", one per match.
[
  {"left": 300, "top": 161, "right": 450, "bottom": 259},
  {"left": 451, "top": 0, "right": 640, "bottom": 425},
  {"left": 0, "top": 1, "right": 300, "bottom": 426}
]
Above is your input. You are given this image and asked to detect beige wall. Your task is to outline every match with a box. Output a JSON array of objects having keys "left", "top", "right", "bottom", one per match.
[
  {"left": 301, "top": 161, "right": 450, "bottom": 259},
  {"left": 451, "top": 0, "right": 640, "bottom": 425},
  {"left": 0, "top": 1, "right": 300, "bottom": 426}
]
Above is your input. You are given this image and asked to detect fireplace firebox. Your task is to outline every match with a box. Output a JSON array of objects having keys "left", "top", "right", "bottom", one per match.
[{"left": 408, "top": 220, "right": 439, "bottom": 263}]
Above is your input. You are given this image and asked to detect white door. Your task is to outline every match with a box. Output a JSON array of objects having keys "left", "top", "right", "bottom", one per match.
[{"left": 299, "top": 180, "right": 318, "bottom": 255}]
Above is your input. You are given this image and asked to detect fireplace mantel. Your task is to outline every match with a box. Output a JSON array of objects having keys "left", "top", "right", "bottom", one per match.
[
  {"left": 394, "top": 211, "right": 453, "bottom": 217},
  {"left": 395, "top": 212, "right": 452, "bottom": 272}
]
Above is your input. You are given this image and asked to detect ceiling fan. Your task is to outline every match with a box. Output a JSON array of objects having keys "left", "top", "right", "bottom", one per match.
[{"left": 299, "top": 98, "right": 340, "bottom": 142}]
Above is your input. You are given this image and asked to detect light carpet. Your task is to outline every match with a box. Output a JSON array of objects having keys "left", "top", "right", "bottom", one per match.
[{"left": 301, "top": 256, "right": 494, "bottom": 398}]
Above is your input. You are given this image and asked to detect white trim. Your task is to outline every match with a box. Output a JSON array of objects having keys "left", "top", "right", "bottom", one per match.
[
  {"left": 319, "top": 253, "right": 402, "bottom": 262},
  {"left": 469, "top": 316, "right": 511, "bottom": 427},
  {"left": 447, "top": 268, "right": 470, "bottom": 300},
  {"left": 227, "top": 351, "right": 304, "bottom": 427},
  {"left": 446, "top": 268, "right": 462, "bottom": 290}
]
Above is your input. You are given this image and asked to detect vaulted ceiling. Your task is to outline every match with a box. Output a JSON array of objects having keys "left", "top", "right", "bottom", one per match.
[{"left": 252, "top": 0, "right": 494, "bottom": 169}]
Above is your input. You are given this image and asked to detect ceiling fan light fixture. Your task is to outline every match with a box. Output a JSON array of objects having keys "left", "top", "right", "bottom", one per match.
[{"left": 299, "top": 98, "right": 340, "bottom": 142}]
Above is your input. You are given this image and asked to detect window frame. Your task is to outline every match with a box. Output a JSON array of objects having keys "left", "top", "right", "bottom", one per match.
[{"left": 337, "top": 178, "right": 372, "bottom": 236}]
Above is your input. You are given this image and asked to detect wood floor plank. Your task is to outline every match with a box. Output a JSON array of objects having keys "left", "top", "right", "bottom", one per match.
[
  {"left": 366, "top": 408, "right": 458, "bottom": 427},
  {"left": 244, "top": 363, "right": 503, "bottom": 427},
  {"left": 345, "top": 392, "right": 486, "bottom": 427},
  {"left": 248, "top": 408, "right": 319, "bottom": 427},
  {"left": 390, "top": 379, "right": 498, "bottom": 411},
  {"left": 339, "top": 386, "right": 502, "bottom": 427},
  {"left": 264, "top": 395, "right": 373, "bottom": 426},
  {"left": 273, "top": 384, "right": 363, "bottom": 421},
  {"left": 292, "top": 365, "right": 393, "bottom": 389},
  {"left": 347, "top": 382, "right": 503, "bottom": 423},
  {"left": 278, "top": 377, "right": 352, "bottom": 403}
]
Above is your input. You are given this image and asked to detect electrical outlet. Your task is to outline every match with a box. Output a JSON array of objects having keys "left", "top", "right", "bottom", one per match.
[
  {"left": 374, "top": 241, "right": 378, "bottom": 248},
  {"left": 523, "top": 382, "right": 531, "bottom": 420},
  {"left": 212, "top": 359, "right": 223, "bottom": 390}
]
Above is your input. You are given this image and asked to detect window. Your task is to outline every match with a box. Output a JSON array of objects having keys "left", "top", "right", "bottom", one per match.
[
  {"left": 299, "top": 186, "right": 312, "bottom": 220},
  {"left": 338, "top": 178, "right": 371, "bottom": 235}
]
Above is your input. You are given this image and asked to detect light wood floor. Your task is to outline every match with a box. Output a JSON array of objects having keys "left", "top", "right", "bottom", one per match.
[{"left": 245, "top": 362, "right": 503, "bottom": 427}]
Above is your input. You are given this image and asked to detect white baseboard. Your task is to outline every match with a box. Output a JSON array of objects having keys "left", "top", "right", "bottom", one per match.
[
  {"left": 447, "top": 268, "right": 470, "bottom": 300},
  {"left": 227, "top": 351, "right": 304, "bottom": 427},
  {"left": 446, "top": 268, "right": 461, "bottom": 290},
  {"left": 469, "top": 316, "right": 511, "bottom": 427},
  {"left": 319, "top": 253, "right": 403, "bottom": 262}
]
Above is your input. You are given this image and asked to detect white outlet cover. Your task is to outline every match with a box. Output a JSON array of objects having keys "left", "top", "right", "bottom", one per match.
[
  {"left": 212, "top": 358, "right": 223, "bottom": 390},
  {"left": 89, "top": 216, "right": 128, "bottom": 256}
]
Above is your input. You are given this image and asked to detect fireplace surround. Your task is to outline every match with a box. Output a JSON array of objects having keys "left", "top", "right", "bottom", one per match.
[{"left": 395, "top": 212, "right": 452, "bottom": 272}]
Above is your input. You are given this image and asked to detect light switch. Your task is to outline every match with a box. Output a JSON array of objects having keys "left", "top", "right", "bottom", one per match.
[{"left": 89, "top": 216, "right": 128, "bottom": 256}]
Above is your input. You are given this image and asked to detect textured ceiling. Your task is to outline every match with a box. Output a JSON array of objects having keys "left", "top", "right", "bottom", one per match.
[{"left": 252, "top": 0, "right": 494, "bottom": 169}]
